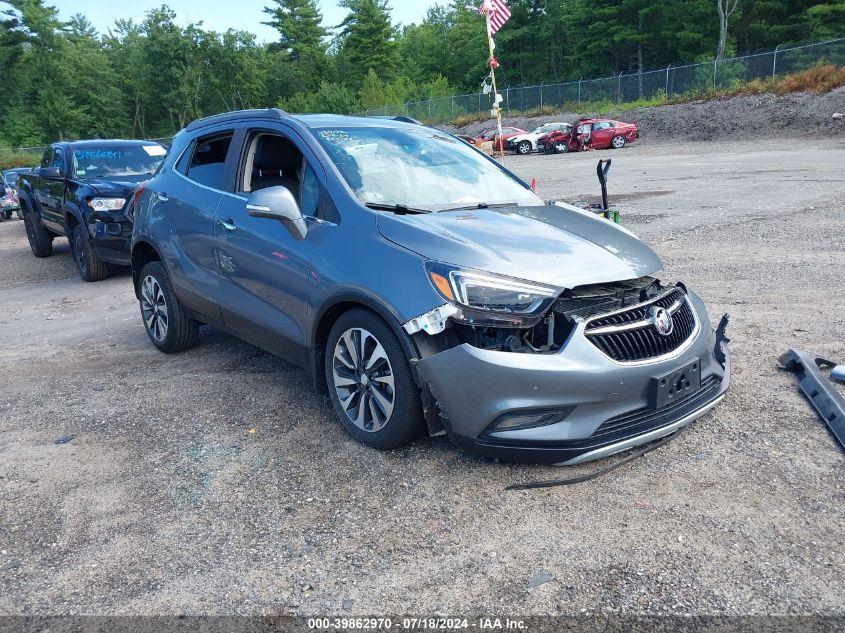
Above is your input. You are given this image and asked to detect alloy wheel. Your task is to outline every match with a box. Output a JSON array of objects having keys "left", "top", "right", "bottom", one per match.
[
  {"left": 141, "top": 275, "right": 169, "bottom": 342},
  {"left": 518, "top": 141, "right": 531, "bottom": 155},
  {"left": 332, "top": 327, "right": 395, "bottom": 433},
  {"left": 612, "top": 136, "right": 626, "bottom": 148}
]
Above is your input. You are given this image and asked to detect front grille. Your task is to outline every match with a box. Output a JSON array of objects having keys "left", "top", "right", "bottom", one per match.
[{"left": 584, "top": 288, "right": 697, "bottom": 362}]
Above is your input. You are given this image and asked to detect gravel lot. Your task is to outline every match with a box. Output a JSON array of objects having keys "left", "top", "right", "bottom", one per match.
[{"left": 0, "top": 137, "right": 844, "bottom": 619}]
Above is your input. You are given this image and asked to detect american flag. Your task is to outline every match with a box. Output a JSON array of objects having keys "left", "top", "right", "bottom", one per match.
[{"left": 479, "top": 0, "right": 511, "bottom": 36}]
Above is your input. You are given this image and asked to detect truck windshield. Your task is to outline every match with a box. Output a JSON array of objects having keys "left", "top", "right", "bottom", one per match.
[
  {"left": 314, "top": 127, "right": 543, "bottom": 212},
  {"left": 72, "top": 145, "right": 167, "bottom": 179}
]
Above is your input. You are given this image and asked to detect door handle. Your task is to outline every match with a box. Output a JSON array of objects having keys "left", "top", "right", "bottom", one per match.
[
  {"left": 155, "top": 192, "right": 168, "bottom": 202},
  {"left": 217, "top": 218, "right": 237, "bottom": 232}
]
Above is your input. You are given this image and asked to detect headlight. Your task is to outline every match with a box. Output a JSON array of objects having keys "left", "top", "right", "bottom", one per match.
[
  {"left": 426, "top": 262, "right": 560, "bottom": 327},
  {"left": 86, "top": 197, "right": 125, "bottom": 211}
]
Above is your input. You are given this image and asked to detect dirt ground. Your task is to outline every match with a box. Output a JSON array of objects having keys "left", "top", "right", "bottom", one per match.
[{"left": 0, "top": 137, "right": 844, "bottom": 620}]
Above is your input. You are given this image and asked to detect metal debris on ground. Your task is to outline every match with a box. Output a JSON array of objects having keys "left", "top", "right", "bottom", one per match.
[{"left": 779, "top": 348, "right": 845, "bottom": 452}]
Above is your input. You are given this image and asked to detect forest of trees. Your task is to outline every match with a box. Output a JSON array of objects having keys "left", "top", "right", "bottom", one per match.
[{"left": 0, "top": 0, "right": 843, "bottom": 147}]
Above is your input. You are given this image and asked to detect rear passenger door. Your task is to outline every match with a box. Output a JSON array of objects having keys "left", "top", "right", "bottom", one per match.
[
  {"left": 147, "top": 126, "right": 239, "bottom": 324},
  {"left": 213, "top": 125, "right": 327, "bottom": 366}
]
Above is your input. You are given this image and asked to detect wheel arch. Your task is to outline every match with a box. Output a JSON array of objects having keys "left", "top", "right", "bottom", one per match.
[
  {"left": 309, "top": 291, "right": 421, "bottom": 395},
  {"left": 131, "top": 240, "right": 163, "bottom": 299},
  {"left": 62, "top": 202, "right": 85, "bottom": 234}
]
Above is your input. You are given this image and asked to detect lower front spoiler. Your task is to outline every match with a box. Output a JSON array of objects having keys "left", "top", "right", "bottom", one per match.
[
  {"left": 416, "top": 310, "right": 731, "bottom": 466},
  {"left": 450, "top": 367, "right": 729, "bottom": 465}
]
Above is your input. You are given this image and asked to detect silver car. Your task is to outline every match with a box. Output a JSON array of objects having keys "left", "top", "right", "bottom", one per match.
[{"left": 131, "top": 110, "right": 730, "bottom": 465}]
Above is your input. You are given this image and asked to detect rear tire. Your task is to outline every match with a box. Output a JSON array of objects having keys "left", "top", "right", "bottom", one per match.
[
  {"left": 70, "top": 224, "right": 109, "bottom": 282},
  {"left": 138, "top": 261, "right": 199, "bottom": 353},
  {"left": 325, "top": 309, "right": 425, "bottom": 450},
  {"left": 611, "top": 135, "right": 627, "bottom": 149},
  {"left": 22, "top": 204, "right": 53, "bottom": 258}
]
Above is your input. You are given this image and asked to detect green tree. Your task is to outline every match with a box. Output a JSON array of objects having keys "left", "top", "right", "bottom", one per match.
[
  {"left": 336, "top": 0, "right": 400, "bottom": 87},
  {"left": 262, "top": 0, "right": 330, "bottom": 94}
]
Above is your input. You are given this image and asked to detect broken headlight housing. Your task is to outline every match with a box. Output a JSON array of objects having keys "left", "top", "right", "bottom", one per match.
[{"left": 426, "top": 262, "right": 560, "bottom": 327}]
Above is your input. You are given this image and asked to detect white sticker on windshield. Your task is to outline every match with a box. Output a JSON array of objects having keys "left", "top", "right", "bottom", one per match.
[{"left": 143, "top": 145, "right": 167, "bottom": 157}]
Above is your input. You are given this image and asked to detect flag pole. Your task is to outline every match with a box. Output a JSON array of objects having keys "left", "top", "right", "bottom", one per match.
[{"left": 484, "top": 11, "right": 505, "bottom": 163}]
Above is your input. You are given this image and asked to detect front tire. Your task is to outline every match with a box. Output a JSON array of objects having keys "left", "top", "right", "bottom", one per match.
[
  {"left": 611, "top": 135, "right": 627, "bottom": 149},
  {"left": 138, "top": 261, "right": 199, "bottom": 353},
  {"left": 325, "top": 309, "right": 424, "bottom": 450},
  {"left": 554, "top": 141, "right": 569, "bottom": 154},
  {"left": 70, "top": 224, "right": 109, "bottom": 282},
  {"left": 517, "top": 140, "right": 532, "bottom": 155},
  {"left": 22, "top": 204, "right": 53, "bottom": 258}
]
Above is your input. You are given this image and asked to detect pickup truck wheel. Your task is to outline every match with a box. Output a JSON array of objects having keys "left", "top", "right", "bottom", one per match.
[
  {"left": 71, "top": 224, "right": 109, "bottom": 282},
  {"left": 325, "top": 309, "right": 425, "bottom": 450},
  {"left": 139, "top": 261, "right": 199, "bottom": 353},
  {"left": 23, "top": 207, "right": 53, "bottom": 258}
]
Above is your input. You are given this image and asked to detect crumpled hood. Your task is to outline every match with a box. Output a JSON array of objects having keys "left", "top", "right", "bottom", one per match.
[
  {"left": 509, "top": 132, "right": 538, "bottom": 143},
  {"left": 377, "top": 203, "right": 663, "bottom": 289},
  {"left": 81, "top": 176, "right": 146, "bottom": 198}
]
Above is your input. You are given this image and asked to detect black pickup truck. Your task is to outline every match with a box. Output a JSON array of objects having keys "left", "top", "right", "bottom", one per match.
[{"left": 17, "top": 139, "right": 167, "bottom": 281}]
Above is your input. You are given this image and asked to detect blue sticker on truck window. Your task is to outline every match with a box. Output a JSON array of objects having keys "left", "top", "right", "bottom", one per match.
[{"left": 75, "top": 150, "right": 121, "bottom": 160}]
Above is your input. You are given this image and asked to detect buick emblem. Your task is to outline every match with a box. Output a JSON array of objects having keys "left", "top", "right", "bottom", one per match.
[{"left": 648, "top": 306, "right": 674, "bottom": 336}]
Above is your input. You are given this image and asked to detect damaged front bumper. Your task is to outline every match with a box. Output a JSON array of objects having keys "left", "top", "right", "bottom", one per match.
[
  {"left": 413, "top": 291, "right": 730, "bottom": 465},
  {"left": 88, "top": 209, "right": 132, "bottom": 265}
]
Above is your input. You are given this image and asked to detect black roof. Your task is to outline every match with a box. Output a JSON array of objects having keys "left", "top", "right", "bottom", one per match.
[
  {"left": 184, "top": 108, "right": 423, "bottom": 133},
  {"left": 185, "top": 108, "right": 290, "bottom": 132}
]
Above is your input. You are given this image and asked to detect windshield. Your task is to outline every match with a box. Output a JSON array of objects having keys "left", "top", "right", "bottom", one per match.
[
  {"left": 72, "top": 145, "right": 167, "bottom": 179},
  {"left": 315, "top": 127, "right": 543, "bottom": 212}
]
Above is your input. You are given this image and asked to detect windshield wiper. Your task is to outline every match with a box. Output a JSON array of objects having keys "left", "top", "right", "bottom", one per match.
[
  {"left": 364, "top": 203, "right": 432, "bottom": 215},
  {"left": 440, "top": 202, "right": 520, "bottom": 212}
]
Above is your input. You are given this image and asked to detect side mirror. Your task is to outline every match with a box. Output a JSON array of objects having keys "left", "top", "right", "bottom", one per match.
[
  {"left": 40, "top": 167, "right": 61, "bottom": 179},
  {"left": 246, "top": 185, "right": 307, "bottom": 241}
]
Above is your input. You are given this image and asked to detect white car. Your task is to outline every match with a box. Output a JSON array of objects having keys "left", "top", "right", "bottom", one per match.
[{"left": 505, "top": 123, "right": 572, "bottom": 155}]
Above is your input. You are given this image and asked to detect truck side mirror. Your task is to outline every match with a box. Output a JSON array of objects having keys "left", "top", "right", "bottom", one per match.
[
  {"left": 246, "top": 185, "right": 307, "bottom": 241},
  {"left": 39, "top": 167, "right": 61, "bottom": 179}
]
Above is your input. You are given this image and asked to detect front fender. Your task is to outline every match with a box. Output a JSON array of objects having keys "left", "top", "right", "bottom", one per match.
[{"left": 62, "top": 199, "right": 86, "bottom": 233}]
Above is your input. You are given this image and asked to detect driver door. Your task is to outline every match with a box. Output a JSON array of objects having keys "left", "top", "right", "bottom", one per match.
[{"left": 214, "top": 126, "right": 327, "bottom": 366}]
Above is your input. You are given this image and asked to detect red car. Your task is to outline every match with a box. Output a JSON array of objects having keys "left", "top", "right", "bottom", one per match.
[
  {"left": 538, "top": 118, "right": 639, "bottom": 154},
  {"left": 471, "top": 126, "right": 528, "bottom": 152}
]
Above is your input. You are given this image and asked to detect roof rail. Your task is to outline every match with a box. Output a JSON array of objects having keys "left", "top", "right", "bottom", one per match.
[
  {"left": 368, "top": 115, "right": 423, "bottom": 126},
  {"left": 185, "top": 108, "right": 290, "bottom": 133}
]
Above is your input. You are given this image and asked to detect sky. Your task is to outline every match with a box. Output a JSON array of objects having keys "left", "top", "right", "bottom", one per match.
[{"left": 49, "top": 0, "right": 444, "bottom": 42}]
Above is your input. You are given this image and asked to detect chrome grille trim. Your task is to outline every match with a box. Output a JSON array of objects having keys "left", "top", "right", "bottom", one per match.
[{"left": 582, "top": 288, "right": 699, "bottom": 364}]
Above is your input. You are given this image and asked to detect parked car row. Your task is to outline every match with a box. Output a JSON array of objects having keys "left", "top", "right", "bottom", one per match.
[
  {"left": 458, "top": 118, "right": 640, "bottom": 156},
  {"left": 537, "top": 118, "right": 640, "bottom": 154},
  {"left": 14, "top": 109, "right": 728, "bottom": 466}
]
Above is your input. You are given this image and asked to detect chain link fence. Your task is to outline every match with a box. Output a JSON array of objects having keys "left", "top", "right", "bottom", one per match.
[{"left": 358, "top": 36, "right": 845, "bottom": 122}]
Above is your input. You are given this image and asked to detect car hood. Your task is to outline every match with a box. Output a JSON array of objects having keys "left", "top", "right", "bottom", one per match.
[
  {"left": 377, "top": 203, "right": 663, "bottom": 289},
  {"left": 509, "top": 132, "right": 539, "bottom": 143},
  {"left": 81, "top": 175, "right": 147, "bottom": 197}
]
